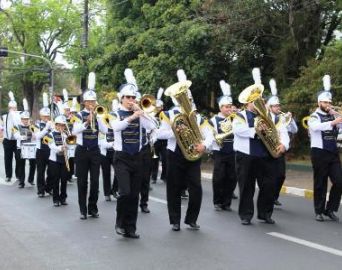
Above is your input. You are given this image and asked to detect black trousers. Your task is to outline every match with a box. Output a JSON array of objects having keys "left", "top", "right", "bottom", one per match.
[
  {"left": 15, "top": 149, "right": 36, "bottom": 185},
  {"left": 140, "top": 145, "right": 152, "bottom": 207},
  {"left": 311, "top": 148, "right": 342, "bottom": 214},
  {"left": 36, "top": 148, "right": 52, "bottom": 194},
  {"left": 235, "top": 151, "right": 276, "bottom": 221},
  {"left": 212, "top": 151, "right": 237, "bottom": 207},
  {"left": 68, "top": 157, "right": 75, "bottom": 179},
  {"left": 3, "top": 138, "right": 19, "bottom": 179},
  {"left": 100, "top": 151, "right": 114, "bottom": 196},
  {"left": 114, "top": 151, "right": 142, "bottom": 233},
  {"left": 49, "top": 161, "right": 68, "bottom": 203},
  {"left": 274, "top": 155, "right": 286, "bottom": 201},
  {"left": 75, "top": 146, "right": 101, "bottom": 215},
  {"left": 167, "top": 150, "right": 202, "bottom": 225},
  {"left": 150, "top": 140, "right": 167, "bottom": 181}
]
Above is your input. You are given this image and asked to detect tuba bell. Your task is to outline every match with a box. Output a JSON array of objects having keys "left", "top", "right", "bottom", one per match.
[{"left": 164, "top": 80, "right": 203, "bottom": 161}]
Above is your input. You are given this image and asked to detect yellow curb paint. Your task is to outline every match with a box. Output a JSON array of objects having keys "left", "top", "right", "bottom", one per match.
[{"left": 304, "top": 190, "right": 314, "bottom": 200}]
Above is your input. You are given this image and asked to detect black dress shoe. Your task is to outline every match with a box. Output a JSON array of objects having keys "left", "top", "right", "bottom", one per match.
[
  {"left": 38, "top": 193, "right": 45, "bottom": 198},
  {"left": 315, "top": 214, "right": 324, "bottom": 222},
  {"left": 53, "top": 202, "right": 60, "bottom": 207},
  {"left": 274, "top": 200, "right": 282, "bottom": 206},
  {"left": 324, "top": 211, "right": 339, "bottom": 221},
  {"left": 141, "top": 206, "right": 150, "bottom": 213},
  {"left": 28, "top": 181, "right": 35, "bottom": 186},
  {"left": 241, "top": 219, "right": 251, "bottom": 225},
  {"left": 123, "top": 232, "right": 140, "bottom": 239},
  {"left": 80, "top": 214, "right": 87, "bottom": 220},
  {"left": 258, "top": 216, "right": 275, "bottom": 224},
  {"left": 18, "top": 184, "right": 24, "bottom": 189},
  {"left": 60, "top": 201, "right": 68, "bottom": 206},
  {"left": 264, "top": 217, "right": 275, "bottom": 224},
  {"left": 5, "top": 177, "right": 11, "bottom": 182},
  {"left": 89, "top": 212, "right": 99, "bottom": 218},
  {"left": 221, "top": 205, "right": 232, "bottom": 211},
  {"left": 115, "top": 225, "right": 126, "bottom": 235},
  {"left": 185, "top": 222, "right": 200, "bottom": 230},
  {"left": 172, "top": 224, "right": 180, "bottom": 231},
  {"left": 214, "top": 204, "right": 222, "bottom": 211}
]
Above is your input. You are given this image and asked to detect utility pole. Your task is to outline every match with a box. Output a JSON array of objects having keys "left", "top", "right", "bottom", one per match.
[{"left": 80, "top": 0, "right": 89, "bottom": 94}]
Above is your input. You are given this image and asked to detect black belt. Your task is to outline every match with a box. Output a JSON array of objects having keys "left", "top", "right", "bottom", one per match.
[{"left": 77, "top": 144, "right": 99, "bottom": 151}]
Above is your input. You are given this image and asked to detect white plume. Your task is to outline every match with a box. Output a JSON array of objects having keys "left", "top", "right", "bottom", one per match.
[
  {"left": 252, "top": 67, "right": 262, "bottom": 84},
  {"left": 269, "top": 79, "right": 277, "bottom": 96},
  {"left": 56, "top": 100, "right": 65, "bottom": 115},
  {"left": 323, "top": 75, "right": 331, "bottom": 91},
  {"left": 88, "top": 72, "right": 96, "bottom": 90},
  {"left": 112, "top": 99, "right": 119, "bottom": 111},
  {"left": 219, "top": 80, "right": 231, "bottom": 96},
  {"left": 23, "top": 98, "right": 29, "bottom": 111},
  {"left": 157, "top": 88, "right": 164, "bottom": 100},
  {"left": 8, "top": 91, "right": 15, "bottom": 101},
  {"left": 177, "top": 69, "right": 187, "bottom": 82},
  {"left": 63, "top": 89, "right": 68, "bottom": 102},
  {"left": 124, "top": 68, "right": 137, "bottom": 86},
  {"left": 43, "top": 92, "right": 48, "bottom": 107},
  {"left": 72, "top": 97, "right": 77, "bottom": 108}
]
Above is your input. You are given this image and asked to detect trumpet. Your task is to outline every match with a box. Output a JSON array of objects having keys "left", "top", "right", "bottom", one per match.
[
  {"left": 42, "top": 135, "right": 53, "bottom": 145},
  {"left": 89, "top": 105, "right": 107, "bottom": 131}
]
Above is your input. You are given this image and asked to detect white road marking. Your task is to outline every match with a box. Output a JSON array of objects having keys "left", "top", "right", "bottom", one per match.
[
  {"left": 267, "top": 232, "right": 342, "bottom": 257},
  {"left": 149, "top": 196, "right": 167, "bottom": 205}
]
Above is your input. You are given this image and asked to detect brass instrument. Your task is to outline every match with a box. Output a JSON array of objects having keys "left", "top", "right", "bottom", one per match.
[
  {"left": 89, "top": 105, "right": 107, "bottom": 131},
  {"left": 70, "top": 115, "right": 81, "bottom": 124},
  {"left": 42, "top": 135, "right": 53, "bottom": 145},
  {"left": 29, "top": 125, "right": 39, "bottom": 133},
  {"left": 61, "top": 133, "right": 71, "bottom": 172},
  {"left": 254, "top": 97, "right": 282, "bottom": 158},
  {"left": 164, "top": 80, "right": 203, "bottom": 161},
  {"left": 279, "top": 111, "right": 292, "bottom": 127},
  {"left": 214, "top": 116, "right": 234, "bottom": 147},
  {"left": 140, "top": 94, "right": 157, "bottom": 114},
  {"left": 302, "top": 116, "right": 310, "bottom": 129}
]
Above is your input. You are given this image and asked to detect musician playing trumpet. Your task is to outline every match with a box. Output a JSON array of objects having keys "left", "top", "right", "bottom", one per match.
[
  {"left": 72, "top": 73, "right": 108, "bottom": 220},
  {"left": 266, "top": 79, "right": 298, "bottom": 207},
  {"left": 110, "top": 83, "right": 157, "bottom": 239},
  {"left": 308, "top": 75, "right": 342, "bottom": 222},
  {"left": 44, "top": 115, "right": 69, "bottom": 207},
  {"left": 208, "top": 80, "right": 237, "bottom": 212}
]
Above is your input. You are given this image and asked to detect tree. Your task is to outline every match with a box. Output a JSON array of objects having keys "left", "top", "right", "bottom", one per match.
[{"left": 0, "top": 0, "right": 80, "bottom": 116}]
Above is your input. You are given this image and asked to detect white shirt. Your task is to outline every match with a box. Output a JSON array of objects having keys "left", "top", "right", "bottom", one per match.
[
  {"left": 233, "top": 110, "right": 289, "bottom": 156},
  {"left": 1, "top": 111, "right": 21, "bottom": 140},
  {"left": 110, "top": 105, "right": 157, "bottom": 152},
  {"left": 156, "top": 109, "right": 214, "bottom": 152}
]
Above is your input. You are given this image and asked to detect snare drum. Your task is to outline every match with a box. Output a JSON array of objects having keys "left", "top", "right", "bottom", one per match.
[
  {"left": 21, "top": 143, "right": 37, "bottom": 159},
  {"left": 67, "top": 144, "right": 76, "bottom": 158}
]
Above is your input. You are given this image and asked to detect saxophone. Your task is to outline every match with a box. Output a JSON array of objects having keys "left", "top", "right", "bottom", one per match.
[
  {"left": 253, "top": 97, "right": 281, "bottom": 158},
  {"left": 164, "top": 81, "right": 203, "bottom": 161}
]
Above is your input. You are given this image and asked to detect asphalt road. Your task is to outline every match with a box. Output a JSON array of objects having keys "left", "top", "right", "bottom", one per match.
[{"left": 0, "top": 149, "right": 341, "bottom": 269}]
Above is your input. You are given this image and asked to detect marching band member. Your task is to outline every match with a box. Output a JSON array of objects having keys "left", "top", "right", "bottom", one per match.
[
  {"left": 209, "top": 80, "right": 237, "bottom": 211},
  {"left": 34, "top": 92, "right": 53, "bottom": 197},
  {"left": 308, "top": 75, "right": 342, "bottom": 222},
  {"left": 111, "top": 82, "right": 157, "bottom": 239},
  {"left": 151, "top": 88, "right": 167, "bottom": 184},
  {"left": 2, "top": 91, "right": 21, "bottom": 182},
  {"left": 68, "top": 97, "right": 79, "bottom": 181},
  {"left": 110, "top": 99, "right": 120, "bottom": 199},
  {"left": 232, "top": 68, "right": 289, "bottom": 225},
  {"left": 62, "top": 89, "right": 73, "bottom": 183},
  {"left": 13, "top": 99, "right": 36, "bottom": 188},
  {"left": 99, "top": 99, "right": 118, "bottom": 201},
  {"left": 45, "top": 115, "right": 69, "bottom": 207},
  {"left": 267, "top": 79, "right": 297, "bottom": 206},
  {"left": 72, "top": 73, "right": 108, "bottom": 220},
  {"left": 157, "top": 69, "right": 214, "bottom": 231}
]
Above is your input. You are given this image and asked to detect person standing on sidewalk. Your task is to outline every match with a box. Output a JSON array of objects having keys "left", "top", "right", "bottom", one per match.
[
  {"left": 209, "top": 80, "right": 237, "bottom": 212},
  {"left": 308, "top": 75, "right": 342, "bottom": 222}
]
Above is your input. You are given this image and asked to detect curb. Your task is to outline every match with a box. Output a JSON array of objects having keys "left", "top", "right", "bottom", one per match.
[{"left": 202, "top": 172, "right": 315, "bottom": 201}]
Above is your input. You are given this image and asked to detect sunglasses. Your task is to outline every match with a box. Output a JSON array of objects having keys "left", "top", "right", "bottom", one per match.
[{"left": 125, "top": 96, "right": 136, "bottom": 99}]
